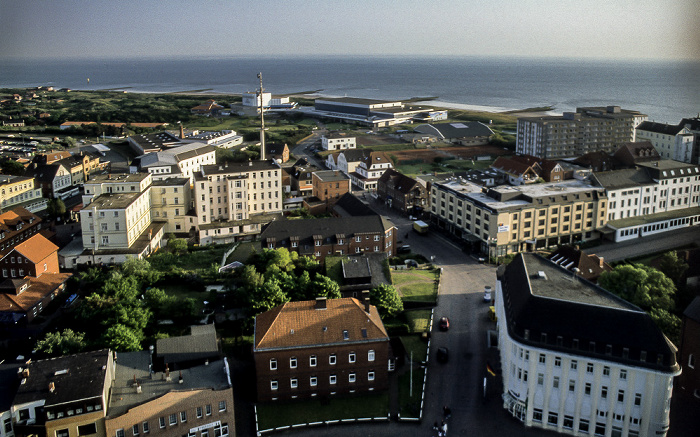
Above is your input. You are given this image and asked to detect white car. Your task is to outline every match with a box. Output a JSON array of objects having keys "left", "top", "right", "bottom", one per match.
[{"left": 484, "top": 286, "right": 492, "bottom": 302}]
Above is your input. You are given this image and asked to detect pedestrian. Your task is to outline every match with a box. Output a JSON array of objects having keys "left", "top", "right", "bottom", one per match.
[
  {"left": 443, "top": 405, "right": 451, "bottom": 419},
  {"left": 433, "top": 421, "right": 439, "bottom": 430},
  {"left": 442, "top": 421, "right": 448, "bottom": 435}
]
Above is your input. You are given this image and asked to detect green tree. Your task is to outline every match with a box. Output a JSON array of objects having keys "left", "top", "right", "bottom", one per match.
[
  {"left": 370, "top": 284, "right": 403, "bottom": 319},
  {"left": 167, "top": 237, "right": 188, "bottom": 254},
  {"left": 649, "top": 307, "right": 682, "bottom": 345},
  {"left": 102, "top": 324, "right": 143, "bottom": 352},
  {"left": 0, "top": 159, "right": 26, "bottom": 176},
  {"left": 249, "top": 278, "right": 290, "bottom": 314},
  {"left": 35, "top": 329, "right": 86, "bottom": 357},
  {"left": 657, "top": 251, "right": 688, "bottom": 287},
  {"left": 598, "top": 264, "right": 676, "bottom": 311},
  {"left": 47, "top": 198, "right": 67, "bottom": 219},
  {"left": 308, "top": 274, "right": 341, "bottom": 299},
  {"left": 120, "top": 257, "right": 162, "bottom": 287}
]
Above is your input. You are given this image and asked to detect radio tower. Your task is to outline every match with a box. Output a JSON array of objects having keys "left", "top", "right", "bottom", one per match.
[{"left": 257, "top": 72, "right": 266, "bottom": 161}]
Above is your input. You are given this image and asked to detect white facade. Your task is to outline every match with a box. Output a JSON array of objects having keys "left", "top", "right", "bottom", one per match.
[
  {"left": 636, "top": 127, "right": 694, "bottom": 163},
  {"left": 242, "top": 92, "right": 291, "bottom": 108},
  {"left": 321, "top": 135, "right": 356, "bottom": 151}
]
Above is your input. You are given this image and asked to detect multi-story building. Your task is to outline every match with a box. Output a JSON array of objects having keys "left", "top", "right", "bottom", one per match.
[
  {"left": 311, "top": 170, "right": 351, "bottom": 209},
  {"left": 495, "top": 253, "right": 680, "bottom": 437},
  {"left": 104, "top": 351, "right": 234, "bottom": 437},
  {"left": 0, "top": 208, "right": 43, "bottom": 255},
  {"left": 253, "top": 297, "right": 391, "bottom": 401},
  {"left": 67, "top": 174, "right": 164, "bottom": 266},
  {"left": 260, "top": 215, "right": 397, "bottom": 262},
  {"left": 31, "top": 163, "right": 73, "bottom": 200},
  {"left": 150, "top": 178, "right": 196, "bottom": 235},
  {"left": 376, "top": 169, "right": 428, "bottom": 215},
  {"left": 429, "top": 178, "right": 607, "bottom": 256},
  {"left": 677, "top": 296, "right": 700, "bottom": 403},
  {"left": 635, "top": 121, "right": 694, "bottom": 163},
  {"left": 592, "top": 160, "right": 700, "bottom": 241},
  {"left": 516, "top": 106, "right": 647, "bottom": 159},
  {"left": 321, "top": 133, "right": 356, "bottom": 151},
  {"left": 11, "top": 349, "right": 115, "bottom": 437},
  {"left": 182, "top": 130, "right": 242, "bottom": 149},
  {"left": 0, "top": 176, "right": 47, "bottom": 214},
  {"left": 324, "top": 149, "right": 371, "bottom": 175},
  {"left": 130, "top": 143, "right": 216, "bottom": 185},
  {"left": 349, "top": 152, "right": 393, "bottom": 191},
  {"left": 193, "top": 161, "right": 283, "bottom": 245},
  {"left": 35, "top": 151, "right": 102, "bottom": 186}
]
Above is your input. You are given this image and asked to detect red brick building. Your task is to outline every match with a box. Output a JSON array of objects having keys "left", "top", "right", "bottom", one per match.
[
  {"left": 253, "top": 297, "right": 392, "bottom": 401},
  {"left": 311, "top": 170, "right": 351, "bottom": 209},
  {"left": 260, "top": 216, "right": 397, "bottom": 263},
  {"left": 376, "top": 169, "right": 427, "bottom": 215}
]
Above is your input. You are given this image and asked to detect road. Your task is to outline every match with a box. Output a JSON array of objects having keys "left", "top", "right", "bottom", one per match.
[{"left": 272, "top": 203, "right": 555, "bottom": 437}]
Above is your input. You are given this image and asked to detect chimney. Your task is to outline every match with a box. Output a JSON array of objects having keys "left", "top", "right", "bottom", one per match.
[
  {"left": 598, "top": 256, "right": 605, "bottom": 268},
  {"left": 361, "top": 290, "right": 371, "bottom": 314},
  {"left": 179, "top": 124, "right": 185, "bottom": 139},
  {"left": 315, "top": 297, "right": 327, "bottom": 310},
  {"left": 49, "top": 382, "right": 55, "bottom": 393}
]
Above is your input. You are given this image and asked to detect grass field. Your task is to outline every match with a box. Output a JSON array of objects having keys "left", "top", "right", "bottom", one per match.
[
  {"left": 256, "top": 393, "right": 389, "bottom": 429},
  {"left": 392, "top": 269, "right": 438, "bottom": 303},
  {"left": 404, "top": 309, "right": 432, "bottom": 333},
  {"left": 398, "top": 365, "right": 427, "bottom": 418}
]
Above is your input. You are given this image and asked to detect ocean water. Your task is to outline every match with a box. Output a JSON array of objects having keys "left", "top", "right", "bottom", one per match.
[{"left": 1, "top": 56, "right": 698, "bottom": 123}]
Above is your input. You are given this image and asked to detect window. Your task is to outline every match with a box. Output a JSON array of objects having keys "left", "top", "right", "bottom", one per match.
[
  {"left": 159, "top": 417, "right": 165, "bottom": 429},
  {"left": 548, "top": 412, "right": 558, "bottom": 426},
  {"left": 133, "top": 425, "right": 139, "bottom": 436},
  {"left": 539, "top": 354, "right": 546, "bottom": 364},
  {"left": 571, "top": 360, "right": 577, "bottom": 370},
  {"left": 349, "top": 352, "right": 356, "bottom": 363},
  {"left": 603, "top": 366, "right": 610, "bottom": 376},
  {"left": 57, "top": 430, "right": 70, "bottom": 437},
  {"left": 116, "top": 430, "right": 125, "bottom": 437},
  {"left": 569, "top": 380, "right": 575, "bottom": 392},
  {"left": 537, "top": 373, "right": 544, "bottom": 385},
  {"left": 533, "top": 409, "right": 543, "bottom": 422},
  {"left": 180, "top": 411, "right": 186, "bottom": 423},
  {"left": 563, "top": 415, "right": 574, "bottom": 430},
  {"left": 290, "top": 378, "right": 298, "bottom": 388},
  {"left": 349, "top": 373, "right": 356, "bottom": 383},
  {"left": 595, "top": 422, "right": 606, "bottom": 436},
  {"left": 78, "top": 424, "right": 97, "bottom": 436},
  {"left": 270, "top": 358, "right": 277, "bottom": 370},
  {"left": 553, "top": 377, "right": 559, "bottom": 389},
  {"left": 555, "top": 356, "right": 561, "bottom": 367},
  {"left": 169, "top": 414, "right": 177, "bottom": 426},
  {"left": 206, "top": 404, "right": 212, "bottom": 416},
  {"left": 310, "top": 377, "right": 318, "bottom": 386},
  {"left": 601, "top": 387, "right": 608, "bottom": 398},
  {"left": 579, "top": 419, "right": 589, "bottom": 433},
  {"left": 587, "top": 363, "right": 594, "bottom": 373},
  {"left": 328, "top": 354, "right": 336, "bottom": 365},
  {"left": 196, "top": 407, "right": 203, "bottom": 418},
  {"left": 310, "top": 355, "right": 317, "bottom": 367},
  {"left": 368, "top": 371, "right": 375, "bottom": 381},
  {"left": 634, "top": 393, "right": 642, "bottom": 406},
  {"left": 219, "top": 401, "right": 227, "bottom": 412},
  {"left": 142, "top": 422, "right": 149, "bottom": 434},
  {"left": 368, "top": 350, "right": 375, "bottom": 361},
  {"left": 618, "top": 390, "right": 625, "bottom": 402},
  {"left": 585, "top": 383, "right": 591, "bottom": 395},
  {"left": 290, "top": 357, "right": 297, "bottom": 368},
  {"left": 620, "top": 369, "right": 627, "bottom": 380},
  {"left": 330, "top": 374, "right": 337, "bottom": 385}
]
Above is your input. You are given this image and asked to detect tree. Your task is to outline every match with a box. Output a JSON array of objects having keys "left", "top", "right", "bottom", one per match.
[
  {"left": 649, "top": 308, "right": 682, "bottom": 345},
  {"left": 370, "top": 284, "right": 403, "bottom": 319},
  {"left": 308, "top": 274, "right": 341, "bottom": 299},
  {"left": 120, "top": 257, "right": 162, "bottom": 287},
  {"left": 657, "top": 251, "right": 688, "bottom": 287},
  {"left": 598, "top": 264, "right": 676, "bottom": 312},
  {"left": 249, "top": 278, "right": 289, "bottom": 314},
  {"left": 47, "top": 198, "right": 67, "bottom": 219},
  {"left": 102, "top": 324, "right": 143, "bottom": 352},
  {"left": 167, "top": 237, "right": 188, "bottom": 254},
  {"left": 35, "top": 329, "right": 86, "bottom": 357},
  {"left": 0, "top": 159, "right": 26, "bottom": 176}
]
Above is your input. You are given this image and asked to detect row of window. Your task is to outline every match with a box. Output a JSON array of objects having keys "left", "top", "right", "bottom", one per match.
[
  {"left": 270, "top": 351, "right": 375, "bottom": 370},
  {"left": 116, "top": 402, "right": 227, "bottom": 437},
  {"left": 271, "top": 372, "right": 375, "bottom": 390},
  {"left": 531, "top": 410, "right": 641, "bottom": 436}
]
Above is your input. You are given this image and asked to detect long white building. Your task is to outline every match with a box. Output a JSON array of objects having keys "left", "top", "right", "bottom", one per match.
[{"left": 495, "top": 253, "right": 680, "bottom": 437}]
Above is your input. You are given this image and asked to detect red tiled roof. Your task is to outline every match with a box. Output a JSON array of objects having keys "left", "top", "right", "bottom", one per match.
[
  {"left": 0, "top": 272, "right": 71, "bottom": 312},
  {"left": 254, "top": 298, "right": 388, "bottom": 351},
  {"left": 11, "top": 234, "right": 58, "bottom": 263}
]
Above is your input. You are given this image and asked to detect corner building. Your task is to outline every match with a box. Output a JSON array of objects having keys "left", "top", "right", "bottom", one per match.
[{"left": 495, "top": 254, "right": 680, "bottom": 437}]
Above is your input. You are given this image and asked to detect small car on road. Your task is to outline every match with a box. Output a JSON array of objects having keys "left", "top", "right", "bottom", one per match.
[
  {"left": 436, "top": 347, "right": 449, "bottom": 363},
  {"left": 438, "top": 317, "right": 450, "bottom": 331}
]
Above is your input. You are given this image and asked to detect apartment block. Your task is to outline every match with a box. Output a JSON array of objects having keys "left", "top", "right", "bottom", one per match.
[
  {"left": 150, "top": 178, "right": 196, "bottom": 235},
  {"left": 635, "top": 121, "right": 694, "bottom": 163},
  {"left": 254, "top": 297, "right": 391, "bottom": 401},
  {"left": 429, "top": 178, "right": 607, "bottom": 256},
  {"left": 0, "top": 176, "right": 46, "bottom": 214},
  {"left": 516, "top": 106, "right": 647, "bottom": 159},
  {"left": 349, "top": 152, "right": 393, "bottom": 191},
  {"left": 496, "top": 254, "right": 679, "bottom": 437}
]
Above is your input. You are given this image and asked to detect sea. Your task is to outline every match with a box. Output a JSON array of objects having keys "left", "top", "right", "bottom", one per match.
[{"left": 1, "top": 56, "right": 698, "bottom": 124}]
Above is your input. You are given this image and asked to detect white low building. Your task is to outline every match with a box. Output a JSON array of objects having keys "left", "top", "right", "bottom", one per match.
[
  {"left": 495, "top": 253, "right": 680, "bottom": 437},
  {"left": 321, "top": 133, "right": 356, "bottom": 151}
]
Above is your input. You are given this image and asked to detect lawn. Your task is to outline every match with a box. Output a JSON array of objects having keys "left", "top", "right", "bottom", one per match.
[
  {"left": 404, "top": 310, "right": 432, "bottom": 333},
  {"left": 256, "top": 393, "right": 389, "bottom": 429},
  {"left": 398, "top": 365, "right": 427, "bottom": 418},
  {"left": 392, "top": 268, "right": 438, "bottom": 303},
  {"left": 160, "top": 283, "right": 208, "bottom": 314},
  {"left": 400, "top": 335, "right": 429, "bottom": 361}
]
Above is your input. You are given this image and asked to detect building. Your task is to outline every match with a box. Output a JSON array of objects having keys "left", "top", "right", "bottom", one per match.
[
  {"left": 154, "top": 324, "right": 220, "bottom": 371},
  {"left": 105, "top": 351, "right": 234, "bottom": 437},
  {"left": 289, "top": 161, "right": 318, "bottom": 197},
  {"left": 376, "top": 169, "right": 427, "bottom": 215},
  {"left": 33, "top": 151, "right": 102, "bottom": 187},
  {"left": 190, "top": 100, "right": 224, "bottom": 116},
  {"left": 324, "top": 149, "right": 371, "bottom": 175},
  {"left": 591, "top": 160, "right": 700, "bottom": 242},
  {"left": 310, "top": 97, "right": 445, "bottom": 127},
  {"left": 0, "top": 208, "right": 44, "bottom": 255},
  {"left": 613, "top": 142, "right": 661, "bottom": 168},
  {"left": 127, "top": 132, "right": 182, "bottom": 155},
  {"left": 546, "top": 245, "right": 612, "bottom": 283},
  {"left": 193, "top": 161, "right": 284, "bottom": 245},
  {"left": 490, "top": 156, "right": 542, "bottom": 185},
  {"left": 11, "top": 350, "right": 115, "bottom": 437},
  {"left": 311, "top": 170, "right": 351, "bottom": 210},
  {"left": 413, "top": 121, "right": 494, "bottom": 145},
  {"left": 430, "top": 178, "right": 608, "bottom": 255},
  {"left": 264, "top": 143, "right": 290, "bottom": 163},
  {"left": 679, "top": 117, "right": 700, "bottom": 164},
  {"left": 130, "top": 143, "right": 216, "bottom": 185},
  {"left": 321, "top": 133, "right": 356, "bottom": 151},
  {"left": 150, "top": 178, "right": 196, "bottom": 235},
  {"left": 0, "top": 176, "right": 47, "bottom": 214},
  {"left": 495, "top": 253, "right": 679, "bottom": 437},
  {"left": 253, "top": 297, "right": 391, "bottom": 401},
  {"left": 516, "top": 106, "right": 647, "bottom": 159},
  {"left": 677, "top": 296, "right": 700, "bottom": 402},
  {"left": 241, "top": 92, "right": 295, "bottom": 111},
  {"left": 182, "top": 130, "right": 242, "bottom": 149},
  {"left": 71, "top": 173, "right": 165, "bottom": 266},
  {"left": 636, "top": 121, "right": 694, "bottom": 163},
  {"left": 260, "top": 215, "right": 397, "bottom": 262},
  {"left": 31, "top": 163, "right": 73, "bottom": 200},
  {"left": 349, "top": 151, "right": 393, "bottom": 191}
]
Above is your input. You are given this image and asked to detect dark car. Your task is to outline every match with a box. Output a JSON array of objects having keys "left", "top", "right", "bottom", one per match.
[
  {"left": 397, "top": 245, "right": 411, "bottom": 254},
  {"left": 438, "top": 317, "right": 450, "bottom": 331},
  {"left": 436, "top": 347, "right": 449, "bottom": 363}
]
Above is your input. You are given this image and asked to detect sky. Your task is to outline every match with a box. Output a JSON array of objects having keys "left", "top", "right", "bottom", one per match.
[{"left": 1, "top": 0, "right": 699, "bottom": 61}]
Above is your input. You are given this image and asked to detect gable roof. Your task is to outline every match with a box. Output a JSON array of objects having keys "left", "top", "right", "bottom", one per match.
[
  {"left": 254, "top": 297, "right": 388, "bottom": 351},
  {"left": 491, "top": 156, "right": 539, "bottom": 177},
  {"left": 261, "top": 215, "right": 392, "bottom": 247},
  {"left": 637, "top": 121, "right": 686, "bottom": 136},
  {"left": 614, "top": 141, "right": 660, "bottom": 166},
  {"left": 378, "top": 169, "right": 420, "bottom": 194},
  {"left": 9, "top": 233, "right": 58, "bottom": 263},
  {"left": 339, "top": 148, "right": 373, "bottom": 163},
  {"left": 547, "top": 245, "right": 611, "bottom": 282},
  {"left": 332, "top": 193, "right": 378, "bottom": 217}
]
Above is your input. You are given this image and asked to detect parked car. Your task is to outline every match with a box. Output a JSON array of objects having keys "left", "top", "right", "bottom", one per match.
[
  {"left": 436, "top": 347, "right": 449, "bottom": 363},
  {"left": 438, "top": 317, "right": 450, "bottom": 331},
  {"left": 484, "top": 286, "right": 492, "bottom": 302},
  {"left": 397, "top": 245, "right": 411, "bottom": 254}
]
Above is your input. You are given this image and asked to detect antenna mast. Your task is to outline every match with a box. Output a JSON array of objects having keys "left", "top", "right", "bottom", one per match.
[{"left": 257, "top": 72, "right": 266, "bottom": 161}]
